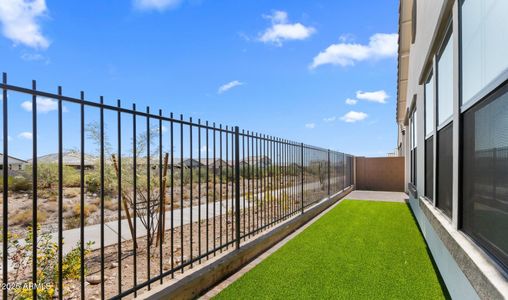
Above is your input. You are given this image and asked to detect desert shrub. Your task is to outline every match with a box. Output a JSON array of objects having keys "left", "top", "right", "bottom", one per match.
[
  {"left": 35, "top": 163, "right": 59, "bottom": 189},
  {"left": 1, "top": 226, "right": 93, "bottom": 299},
  {"left": 11, "top": 209, "right": 47, "bottom": 227},
  {"left": 65, "top": 216, "right": 80, "bottom": 230},
  {"left": 65, "top": 203, "right": 98, "bottom": 229},
  {"left": 85, "top": 172, "right": 100, "bottom": 194},
  {"left": 39, "top": 189, "right": 58, "bottom": 202},
  {"left": 104, "top": 197, "right": 118, "bottom": 210},
  {"left": 15, "top": 164, "right": 86, "bottom": 190},
  {"left": 82, "top": 203, "right": 98, "bottom": 217},
  {"left": 62, "top": 242, "right": 92, "bottom": 280},
  {"left": 219, "top": 168, "right": 235, "bottom": 183},
  {"left": 10, "top": 176, "right": 31, "bottom": 192},
  {"left": 64, "top": 189, "right": 79, "bottom": 198},
  {"left": 63, "top": 166, "right": 80, "bottom": 187},
  {"left": 0, "top": 175, "right": 31, "bottom": 192},
  {"left": 72, "top": 203, "right": 99, "bottom": 218},
  {"left": 84, "top": 164, "right": 120, "bottom": 196}
]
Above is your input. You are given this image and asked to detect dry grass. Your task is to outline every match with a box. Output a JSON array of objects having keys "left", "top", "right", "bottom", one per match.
[
  {"left": 11, "top": 209, "right": 47, "bottom": 227},
  {"left": 64, "top": 188, "right": 80, "bottom": 198},
  {"left": 104, "top": 198, "right": 118, "bottom": 210}
]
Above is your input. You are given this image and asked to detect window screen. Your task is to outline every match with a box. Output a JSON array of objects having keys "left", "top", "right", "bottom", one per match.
[
  {"left": 461, "top": 0, "right": 508, "bottom": 105},
  {"left": 410, "top": 111, "right": 417, "bottom": 185},
  {"left": 425, "top": 136, "right": 433, "bottom": 200},
  {"left": 425, "top": 73, "right": 434, "bottom": 135},
  {"left": 437, "top": 31, "right": 454, "bottom": 125},
  {"left": 437, "top": 122, "right": 453, "bottom": 218},
  {"left": 412, "top": 149, "right": 417, "bottom": 185},
  {"left": 462, "top": 82, "right": 508, "bottom": 270}
]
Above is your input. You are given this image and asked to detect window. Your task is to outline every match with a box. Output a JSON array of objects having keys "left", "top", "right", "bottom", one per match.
[
  {"left": 462, "top": 81, "right": 508, "bottom": 270},
  {"left": 437, "top": 123, "right": 453, "bottom": 218},
  {"left": 425, "top": 72, "right": 434, "bottom": 136},
  {"left": 437, "top": 31, "right": 454, "bottom": 125},
  {"left": 425, "top": 136, "right": 434, "bottom": 200},
  {"left": 410, "top": 109, "right": 417, "bottom": 184},
  {"left": 425, "top": 72, "right": 435, "bottom": 200},
  {"left": 461, "top": 0, "right": 508, "bottom": 106},
  {"left": 436, "top": 28, "right": 453, "bottom": 218}
]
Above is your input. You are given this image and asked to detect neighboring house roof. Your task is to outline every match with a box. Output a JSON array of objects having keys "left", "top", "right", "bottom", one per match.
[
  {"left": 181, "top": 158, "right": 204, "bottom": 167},
  {"left": 227, "top": 160, "right": 248, "bottom": 165},
  {"left": 0, "top": 154, "right": 28, "bottom": 165},
  {"left": 242, "top": 156, "right": 272, "bottom": 164},
  {"left": 28, "top": 151, "right": 97, "bottom": 166},
  {"left": 199, "top": 158, "right": 231, "bottom": 167}
]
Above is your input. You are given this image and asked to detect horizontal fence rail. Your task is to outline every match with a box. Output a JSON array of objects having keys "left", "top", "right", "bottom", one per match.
[{"left": 0, "top": 73, "right": 354, "bottom": 299}]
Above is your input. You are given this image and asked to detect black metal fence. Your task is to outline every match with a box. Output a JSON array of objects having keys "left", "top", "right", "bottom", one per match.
[{"left": 0, "top": 73, "right": 354, "bottom": 299}]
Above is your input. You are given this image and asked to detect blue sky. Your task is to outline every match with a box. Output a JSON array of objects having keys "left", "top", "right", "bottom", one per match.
[{"left": 0, "top": 0, "right": 398, "bottom": 159}]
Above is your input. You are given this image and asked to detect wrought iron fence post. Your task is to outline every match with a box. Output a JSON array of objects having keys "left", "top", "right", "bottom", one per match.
[
  {"left": 301, "top": 143, "right": 304, "bottom": 214},
  {"left": 328, "top": 149, "right": 331, "bottom": 197},
  {"left": 32, "top": 79, "right": 38, "bottom": 299},
  {"left": 2, "top": 73, "right": 8, "bottom": 300},
  {"left": 234, "top": 126, "right": 241, "bottom": 249}
]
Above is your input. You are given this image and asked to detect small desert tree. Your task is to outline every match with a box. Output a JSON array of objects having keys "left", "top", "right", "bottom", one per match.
[{"left": 86, "top": 121, "right": 166, "bottom": 246}]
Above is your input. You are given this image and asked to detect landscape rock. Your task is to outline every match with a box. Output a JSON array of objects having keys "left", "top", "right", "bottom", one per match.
[{"left": 86, "top": 275, "right": 101, "bottom": 285}]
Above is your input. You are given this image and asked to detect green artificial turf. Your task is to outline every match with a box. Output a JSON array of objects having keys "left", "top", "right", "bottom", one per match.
[{"left": 215, "top": 200, "right": 449, "bottom": 299}]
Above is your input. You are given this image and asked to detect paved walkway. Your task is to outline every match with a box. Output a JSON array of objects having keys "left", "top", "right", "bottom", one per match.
[
  {"left": 346, "top": 190, "right": 408, "bottom": 203},
  {"left": 3, "top": 178, "right": 337, "bottom": 269},
  {"left": 54, "top": 179, "right": 331, "bottom": 255},
  {"left": 57, "top": 197, "right": 249, "bottom": 255}
]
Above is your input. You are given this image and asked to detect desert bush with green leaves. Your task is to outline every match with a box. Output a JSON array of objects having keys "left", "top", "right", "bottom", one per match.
[{"left": 0, "top": 226, "right": 93, "bottom": 300}]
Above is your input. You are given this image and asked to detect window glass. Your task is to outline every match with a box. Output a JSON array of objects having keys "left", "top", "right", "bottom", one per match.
[
  {"left": 437, "top": 122, "right": 453, "bottom": 218},
  {"left": 437, "top": 32, "right": 454, "bottom": 125},
  {"left": 410, "top": 110, "right": 417, "bottom": 184},
  {"left": 462, "top": 82, "right": 508, "bottom": 270},
  {"left": 461, "top": 0, "right": 508, "bottom": 105},
  {"left": 425, "top": 73, "right": 434, "bottom": 135},
  {"left": 425, "top": 136, "right": 433, "bottom": 200}
]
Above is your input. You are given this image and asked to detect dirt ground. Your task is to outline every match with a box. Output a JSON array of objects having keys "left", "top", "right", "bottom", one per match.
[{"left": 0, "top": 176, "right": 310, "bottom": 237}]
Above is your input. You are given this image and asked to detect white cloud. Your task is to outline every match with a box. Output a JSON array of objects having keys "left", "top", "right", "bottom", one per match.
[
  {"left": 218, "top": 80, "right": 243, "bottom": 94},
  {"left": 338, "top": 33, "right": 355, "bottom": 43},
  {"left": 21, "top": 52, "right": 46, "bottom": 61},
  {"left": 340, "top": 111, "right": 368, "bottom": 123},
  {"left": 21, "top": 97, "right": 67, "bottom": 113},
  {"left": 0, "top": 0, "right": 49, "bottom": 49},
  {"left": 345, "top": 98, "right": 358, "bottom": 105},
  {"left": 356, "top": 90, "right": 389, "bottom": 104},
  {"left": 200, "top": 146, "right": 207, "bottom": 153},
  {"left": 133, "top": 0, "right": 182, "bottom": 11},
  {"left": 323, "top": 116, "right": 336, "bottom": 122},
  {"left": 259, "top": 10, "right": 315, "bottom": 46},
  {"left": 310, "top": 33, "right": 398, "bottom": 68},
  {"left": 18, "top": 131, "right": 33, "bottom": 140},
  {"left": 305, "top": 123, "right": 316, "bottom": 129}
]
